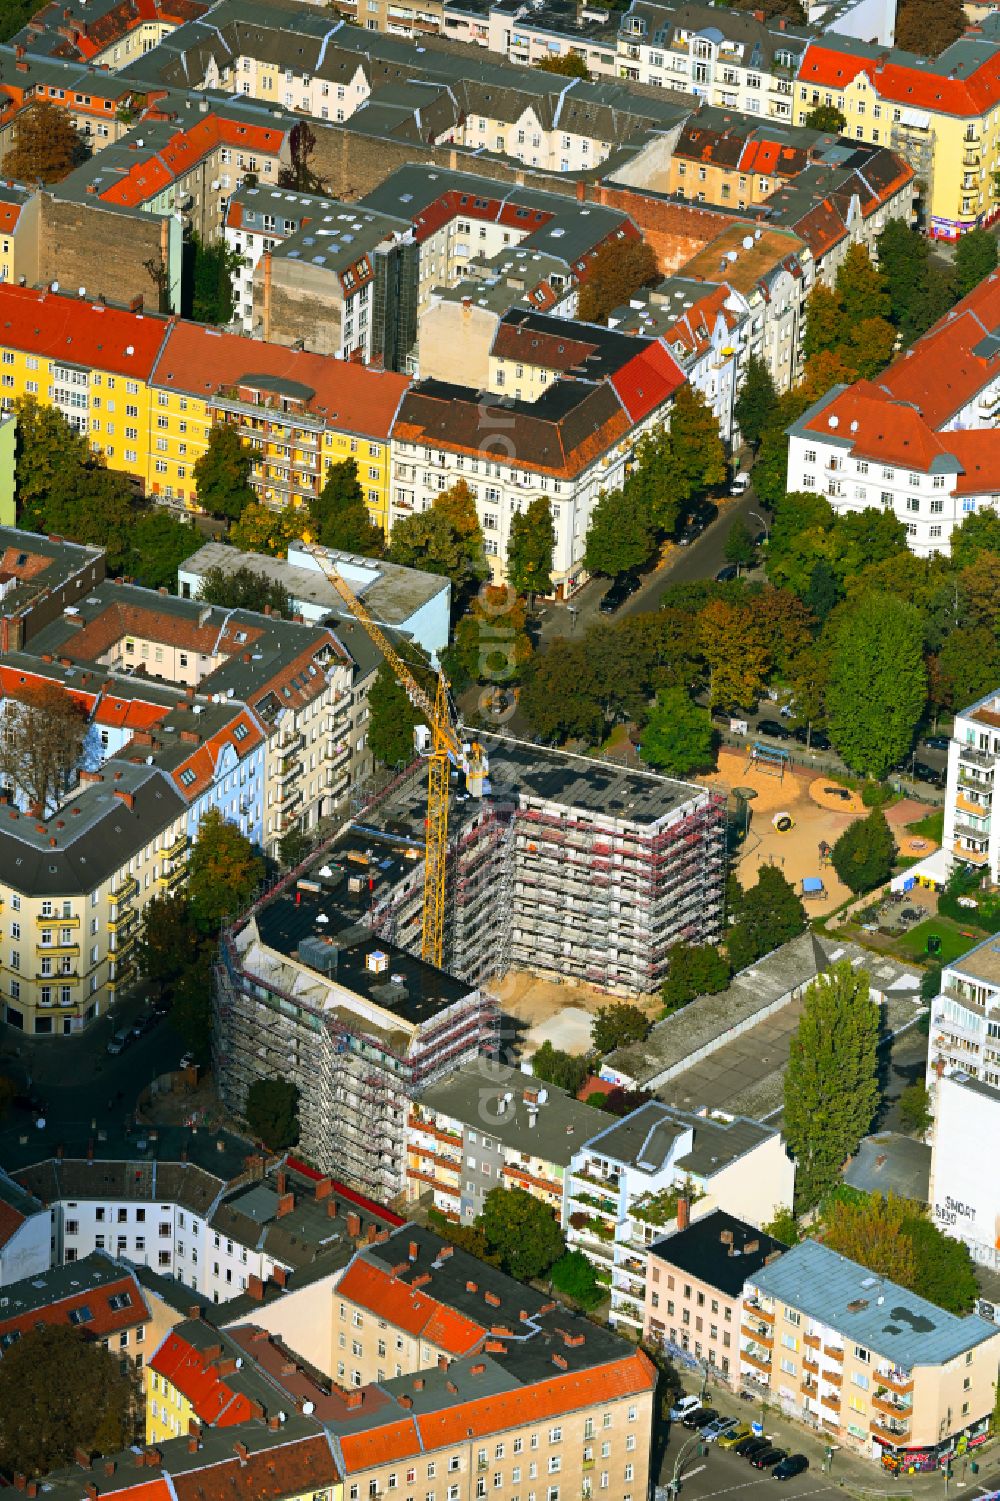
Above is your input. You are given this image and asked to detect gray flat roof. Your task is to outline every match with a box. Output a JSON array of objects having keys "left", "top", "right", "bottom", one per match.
[
  {"left": 844, "top": 1133, "right": 932, "bottom": 1203},
  {"left": 752, "top": 1239, "right": 999, "bottom": 1369},
  {"left": 948, "top": 934, "right": 1000, "bottom": 991},
  {"left": 416, "top": 1062, "right": 599, "bottom": 1166}
]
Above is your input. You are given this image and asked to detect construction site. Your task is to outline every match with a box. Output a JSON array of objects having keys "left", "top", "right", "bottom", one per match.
[{"left": 213, "top": 735, "right": 725, "bottom": 1197}]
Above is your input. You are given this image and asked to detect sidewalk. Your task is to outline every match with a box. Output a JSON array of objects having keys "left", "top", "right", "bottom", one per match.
[{"left": 673, "top": 1372, "right": 1000, "bottom": 1496}]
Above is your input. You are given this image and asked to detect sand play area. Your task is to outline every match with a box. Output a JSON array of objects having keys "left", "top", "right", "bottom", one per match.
[{"left": 493, "top": 970, "right": 660, "bottom": 1056}]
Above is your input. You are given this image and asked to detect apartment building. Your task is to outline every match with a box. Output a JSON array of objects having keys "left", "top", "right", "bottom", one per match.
[
  {"left": 660, "top": 110, "right": 813, "bottom": 208},
  {"left": 616, "top": 0, "right": 806, "bottom": 120},
  {"left": 148, "top": 319, "right": 408, "bottom": 531},
  {"left": 27, "top": 580, "right": 358, "bottom": 852},
  {"left": 406, "top": 1061, "right": 599, "bottom": 1224},
  {"left": 564, "top": 1100, "right": 794, "bottom": 1332},
  {"left": 928, "top": 1067, "right": 1000, "bottom": 1283},
  {"left": 0, "top": 1253, "right": 156, "bottom": 1373},
  {"left": 926, "top": 935, "right": 1000, "bottom": 1093},
  {"left": 13, "top": 0, "right": 206, "bottom": 69},
  {"left": 224, "top": 187, "right": 417, "bottom": 368},
  {"left": 0, "top": 47, "right": 140, "bottom": 159},
  {"left": 214, "top": 869, "right": 498, "bottom": 1199},
  {"left": 794, "top": 30, "right": 1000, "bottom": 239},
  {"left": 389, "top": 351, "right": 682, "bottom": 593},
  {"left": 0, "top": 526, "right": 106, "bottom": 653},
  {"left": 643, "top": 1210, "right": 786, "bottom": 1384},
  {"left": 0, "top": 760, "right": 188, "bottom": 1037},
  {"left": 786, "top": 271, "right": 1000, "bottom": 554},
  {"left": 943, "top": 689, "right": 1000, "bottom": 879},
  {"left": 742, "top": 1239, "right": 1000, "bottom": 1466}
]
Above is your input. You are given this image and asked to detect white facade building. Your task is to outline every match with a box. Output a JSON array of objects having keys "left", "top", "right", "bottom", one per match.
[
  {"left": 929, "top": 1068, "right": 1000, "bottom": 1276},
  {"left": 943, "top": 691, "right": 1000, "bottom": 880}
]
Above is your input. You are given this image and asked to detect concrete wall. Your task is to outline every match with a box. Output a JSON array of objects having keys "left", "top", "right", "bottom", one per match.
[
  {"left": 709, "top": 1136, "right": 795, "bottom": 1231},
  {"left": 0, "top": 1207, "right": 51, "bottom": 1287},
  {"left": 930, "top": 1074, "right": 1000, "bottom": 1272},
  {"left": 258, "top": 253, "right": 344, "bottom": 356},
  {"left": 417, "top": 298, "right": 497, "bottom": 386}
]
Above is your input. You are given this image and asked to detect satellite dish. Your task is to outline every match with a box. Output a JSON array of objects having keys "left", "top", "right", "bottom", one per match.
[{"left": 742, "top": 235, "right": 754, "bottom": 250}]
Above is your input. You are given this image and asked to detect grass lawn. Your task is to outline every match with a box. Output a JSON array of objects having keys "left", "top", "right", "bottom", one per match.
[
  {"left": 896, "top": 914, "right": 986, "bottom": 965},
  {"left": 906, "top": 808, "right": 945, "bottom": 842}
]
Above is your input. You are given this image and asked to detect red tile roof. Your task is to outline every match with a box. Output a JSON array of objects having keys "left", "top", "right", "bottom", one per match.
[
  {"left": 336, "top": 1259, "right": 486, "bottom": 1355},
  {"left": 610, "top": 340, "right": 685, "bottom": 423},
  {"left": 0, "top": 285, "right": 169, "bottom": 379},
  {"left": 151, "top": 323, "right": 410, "bottom": 440},
  {"left": 0, "top": 1200, "right": 25, "bottom": 1250},
  {"left": 93, "top": 694, "right": 171, "bottom": 731},
  {"left": 799, "top": 40, "right": 1000, "bottom": 116},
  {"left": 149, "top": 1331, "right": 258, "bottom": 1427},
  {"left": 170, "top": 1437, "right": 339, "bottom": 1501},
  {"left": 339, "top": 1419, "right": 421, "bottom": 1472},
  {"left": 0, "top": 1271, "right": 147, "bottom": 1342},
  {"left": 99, "top": 115, "right": 286, "bottom": 209}
]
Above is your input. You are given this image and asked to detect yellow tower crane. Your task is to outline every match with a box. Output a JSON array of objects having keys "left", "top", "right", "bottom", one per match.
[{"left": 300, "top": 537, "right": 488, "bottom": 969}]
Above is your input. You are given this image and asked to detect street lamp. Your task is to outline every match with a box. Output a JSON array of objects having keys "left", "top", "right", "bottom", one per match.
[
  {"left": 666, "top": 1431, "right": 705, "bottom": 1499},
  {"left": 748, "top": 510, "right": 769, "bottom": 543}
]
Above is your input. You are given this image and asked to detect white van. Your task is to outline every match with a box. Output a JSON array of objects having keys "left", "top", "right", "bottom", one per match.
[{"left": 730, "top": 470, "right": 751, "bottom": 496}]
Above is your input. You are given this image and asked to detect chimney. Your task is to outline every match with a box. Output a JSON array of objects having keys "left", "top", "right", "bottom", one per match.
[
  {"left": 13, "top": 1477, "right": 26, "bottom": 1492},
  {"left": 398, "top": 1394, "right": 413, "bottom": 1409},
  {"left": 345, "top": 1390, "right": 364, "bottom": 1411},
  {"left": 346, "top": 1211, "right": 361, "bottom": 1237},
  {"left": 413, "top": 1378, "right": 425, "bottom": 1391},
  {"left": 113, "top": 789, "right": 135, "bottom": 810},
  {"left": 326, "top": 1198, "right": 340, "bottom": 1219},
  {"left": 470, "top": 1363, "right": 485, "bottom": 1376},
  {"left": 187, "top": 1436, "right": 200, "bottom": 1454},
  {"left": 484, "top": 1291, "right": 501, "bottom": 1307},
  {"left": 272, "top": 1266, "right": 287, "bottom": 1287},
  {"left": 202, "top": 1344, "right": 222, "bottom": 1362},
  {"left": 409, "top": 1240, "right": 418, "bottom": 1260},
  {"left": 276, "top": 1191, "right": 295, "bottom": 1218},
  {"left": 267, "top": 1416, "right": 280, "bottom": 1432},
  {"left": 412, "top": 1272, "right": 431, "bottom": 1289},
  {"left": 366, "top": 1222, "right": 379, "bottom": 1244},
  {"left": 276, "top": 1169, "right": 287, "bottom": 1195},
  {"left": 85, "top": 1488, "right": 98, "bottom": 1501},
  {"left": 187, "top": 1304, "right": 202, "bottom": 1320},
  {"left": 247, "top": 1274, "right": 265, "bottom": 1301},
  {"left": 676, "top": 1196, "right": 690, "bottom": 1231},
  {"left": 437, "top": 1244, "right": 453, "bottom": 1260},
  {"left": 575, "top": 179, "right": 585, "bottom": 201},
  {"left": 215, "top": 1358, "right": 237, "bottom": 1377},
  {"left": 466, "top": 1280, "right": 478, "bottom": 1294},
  {"left": 315, "top": 1177, "right": 333, "bottom": 1201},
  {"left": 26, "top": 1487, "right": 38, "bottom": 1499},
  {"left": 551, "top": 1352, "right": 568, "bottom": 1369},
  {"left": 234, "top": 1443, "right": 249, "bottom": 1465}
]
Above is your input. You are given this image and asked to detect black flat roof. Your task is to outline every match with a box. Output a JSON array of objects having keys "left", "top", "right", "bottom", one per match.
[{"left": 649, "top": 1209, "right": 786, "bottom": 1298}]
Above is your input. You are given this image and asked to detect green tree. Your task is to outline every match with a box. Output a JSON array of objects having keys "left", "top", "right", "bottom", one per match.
[
  {"left": 826, "top": 592, "right": 926, "bottom": 777},
  {"left": 584, "top": 484, "right": 655, "bottom": 577},
  {"left": 171, "top": 944, "right": 214, "bottom": 1059},
  {"left": 804, "top": 102, "right": 846, "bottom": 131},
  {"left": 535, "top": 52, "right": 589, "bottom": 77},
  {"left": 724, "top": 518, "right": 755, "bottom": 572},
  {"left": 950, "top": 508, "right": 1000, "bottom": 568},
  {"left": 520, "top": 636, "right": 606, "bottom": 744},
  {"left": 955, "top": 229, "right": 998, "bottom": 299},
  {"left": 245, "top": 1077, "right": 300, "bottom": 1150},
  {"left": 830, "top": 806, "right": 897, "bottom": 894},
  {"left": 905, "top": 1212, "right": 978, "bottom": 1313},
  {"left": 367, "top": 658, "right": 421, "bottom": 767},
  {"left": 577, "top": 236, "right": 658, "bottom": 324},
  {"left": 669, "top": 385, "right": 728, "bottom": 515},
  {"left": 388, "top": 479, "right": 488, "bottom": 607},
  {"left": 193, "top": 424, "right": 256, "bottom": 522},
  {"left": 592, "top": 1002, "right": 650, "bottom": 1054},
  {"left": 137, "top": 892, "right": 199, "bottom": 998},
  {"left": 309, "top": 458, "right": 383, "bottom": 556},
  {"left": 661, "top": 943, "right": 731, "bottom": 1013},
  {"left": 550, "top": 1249, "right": 604, "bottom": 1308},
  {"left": 130, "top": 510, "right": 201, "bottom": 590},
  {"left": 734, "top": 354, "right": 778, "bottom": 446},
  {"left": 228, "top": 500, "right": 303, "bottom": 556},
  {"left": 727, "top": 865, "right": 806, "bottom": 970},
  {"left": 480, "top": 1185, "right": 565, "bottom": 1280},
  {"left": 877, "top": 219, "right": 956, "bottom": 345},
  {"left": 804, "top": 558, "right": 840, "bottom": 622},
  {"left": 188, "top": 233, "right": 242, "bottom": 324},
  {"left": 531, "top": 1040, "right": 590, "bottom": 1094},
  {"left": 507, "top": 496, "right": 554, "bottom": 605},
  {"left": 762, "top": 1205, "right": 800, "bottom": 1245},
  {"left": 837, "top": 244, "right": 890, "bottom": 325},
  {"left": 898, "top": 1080, "right": 933, "bottom": 1134},
  {"left": 278, "top": 824, "right": 311, "bottom": 869},
  {"left": 441, "top": 588, "right": 532, "bottom": 692},
  {"left": 186, "top": 807, "right": 265, "bottom": 934},
  {"left": 784, "top": 959, "right": 880, "bottom": 1209},
  {"left": 2, "top": 98, "right": 87, "bottom": 184},
  {"left": 639, "top": 687, "right": 714, "bottom": 776},
  {"left": 197, "top": 563, "right": 291, "bottom": 616},
  {"left": 0, "top": 1325, "right": 133, "bottom": 1477}
]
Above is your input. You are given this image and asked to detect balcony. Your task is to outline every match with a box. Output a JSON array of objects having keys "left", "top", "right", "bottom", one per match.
[
  {"left": 742, "top": 1299, "right": 774, "bottom": 1323},
  {"left": 801, "top": 1379, "right": 819, "bottom": 1398},
  {"left": 877, "top": 1370, "right": 914, "bottom": 1398},
  {"left": 36, "top": 913, "right": 79, "bottom": 928},
  {"left": 822, "top": 1368, "right": 843, "bottom": 1388},
  {"left": 954, "top": 839, "right": 990, "bottom": 864},
  {"left": 803, "top": 1332, "right": 820, "bottom": 1350},
  {"left": 741, "top": 1324, "right": 773, "bottom": 1348},
  {"left": 872, "top": 1392, "right": 912, "bottom": 1419},
  {"left": 36, "top": 941, "right": 79, "bottom": 958},
  {"left": 162, "top": 831, "right": 187, "bottom": 860},
  {"left": 958, "top": 745, "right": 996, "bottom": 770},
  {"left": 156, "top": 864, "right": 187, "bottom": 891},
  {"left": 111, "top": 874, "right": 139, "bottom": 904},
  {"left": 820, "top": 1393, "right": 841, "bottom": 1413},
  {"left": 823, "top": 1345, "right": 844, "bottom": 1362},
  {"left": 871, "top": 1417, "right": 911, "bottom": 1445},
  {"left": 742, "top": 1348, "right": 772, "bottom": 1374},
  {"left": 954, "top": 814, "right": 991, "bottom": 839},
  {"left": 956, "top": 791, "right": 991, "bottom": 817},
  {"left": 803, "top": 1357, "right": 819, "bottom": 1376}
]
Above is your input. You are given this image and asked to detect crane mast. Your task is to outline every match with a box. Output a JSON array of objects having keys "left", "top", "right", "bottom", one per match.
[{"left": 299, "top": 537, "right": 486, "bottom": 968}]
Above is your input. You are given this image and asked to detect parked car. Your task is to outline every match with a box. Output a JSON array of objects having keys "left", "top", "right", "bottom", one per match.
[
  {"left": 670, "top": 1395, "right": 702, "bottom": 1422},
  {"left": 131, "top": 1010, "right": 158, "bottom": 1039},
  {"left": 599, "top": 573, "right": 640, "bottom": 614},
  {"left": 773, "top": 1455, "right": 810, "bottom": 1481},
  {"left": 913, "top": 761, "right": 945, "bottom": 786},
  {"left": 923, "top": 735, "right": 950, "bottom": 752},
  {"left": 703, "top": 1417, "right": 741, "bottom": 1444},
  {"left": 677, "top": 503, "right": 718, "bottom": 545},
  {"left": 793, "top": 725, "right": 831, "bottom": 751},
  {"left": 757, "top": 719, "right": 790, "bottom": 741},
  {"left": 735, "top": 1437, "right": 771, "bottom": 1459},
  {"left": 715, "top": 564, "right": 739, "bottom": 582},
  {"left": 750, "top": 1448, "right": 788, "bottom": 1470},
  {"left": 106, "top": 1027, "right": 131, "bottom": 1056},
  {"left": 691, "top": 1409, "right": 720, "bottom": 1431},
  {"left": 717, "top": 1424, "right": 753, "bottom": 1450}
]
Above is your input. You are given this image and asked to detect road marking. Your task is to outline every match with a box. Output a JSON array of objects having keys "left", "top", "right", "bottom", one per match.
[
  {"left": 681, "top": 1479, "right": 841, "bottom": 1501},
  {"left": 683, "top": 1467, "right": 707, "bottom": 1480}
]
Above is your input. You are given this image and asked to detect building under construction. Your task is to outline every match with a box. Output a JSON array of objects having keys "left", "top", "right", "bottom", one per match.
[
  {"left": 213, "top": 862, "right": 497, "bottom": 1200},
  {"left": 364, "top": 735, "right": 727, "bottom": 995},
  {"left": 213, "top": 736, "right": 724, "bottom": 1196}
]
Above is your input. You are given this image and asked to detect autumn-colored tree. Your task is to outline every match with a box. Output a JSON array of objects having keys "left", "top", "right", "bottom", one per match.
[
  {"left": 441, "top": 587, "right": 532, "bottom": 691},
  {"left": 895, "top": 0, "right": 965, "bottom": 55},
  {"left": 0, "top": 682, "right": 87, "bottom": 815},
  {"left": 2, "top": 98, "right": 87, "bottom": 184},
  {"left": 186, "top": 807, "right": 265, "bottom": 934},
  {"left": 389, "top": 479, "right": 488, "bottom": 609},
  {"left": 228, "top": 500, "right": 305, "bottom": 556},
  {"left": 798, "top": 349, "right": 857, "bottom": 402},
  {"left": 698, "top": 598, "right": 770, "bottom": 709},
  {"left": 577, "top": 236, "right": 658, "bottom": 324},
  {"left": 507, "top": 495, "right": 555, "bottom": 605},
  {"left": 0, "top": 1325, "right": 132, "bottom": 1477},
  {"left": 804, "top": 103, "right": 846, "bottom": 132},
  {"left": 821, "top": 1191, "right": 916, "bottom": 1286},
  {"left": 535, "top": 52, "right": 589, "bottom": 78}
]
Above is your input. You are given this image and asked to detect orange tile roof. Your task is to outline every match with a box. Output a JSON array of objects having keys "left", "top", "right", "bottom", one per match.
[
  {"left": 339, "top": 1419, "right": 421, "bottom": 1472},
  {"left": 0, "top": 1272, "right": 148, "bottom": 1342},
  {"left": 99, "top": 115, "right": 286, "bottom": 209},
  {"left": 151, "top": 322, "right": 409, "bottom": 440},
  {"left": 803, "top": 383, "right": 944, "bottom": 469},
  {"left": 0, "top": 285, "right": 168, "bottom": 379},
  {"left": 149, "top": 1331, "right": 257, "bottom": 1427},
  {"left": 0, "top": 1199, "right": 25, "bottom": 1250},
  {"left": 170, "top": 1437, "right": 339, "bottom": 1501},
  {"left": 336, "top": 1259, "right": 485, "bottom": 1354}
]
